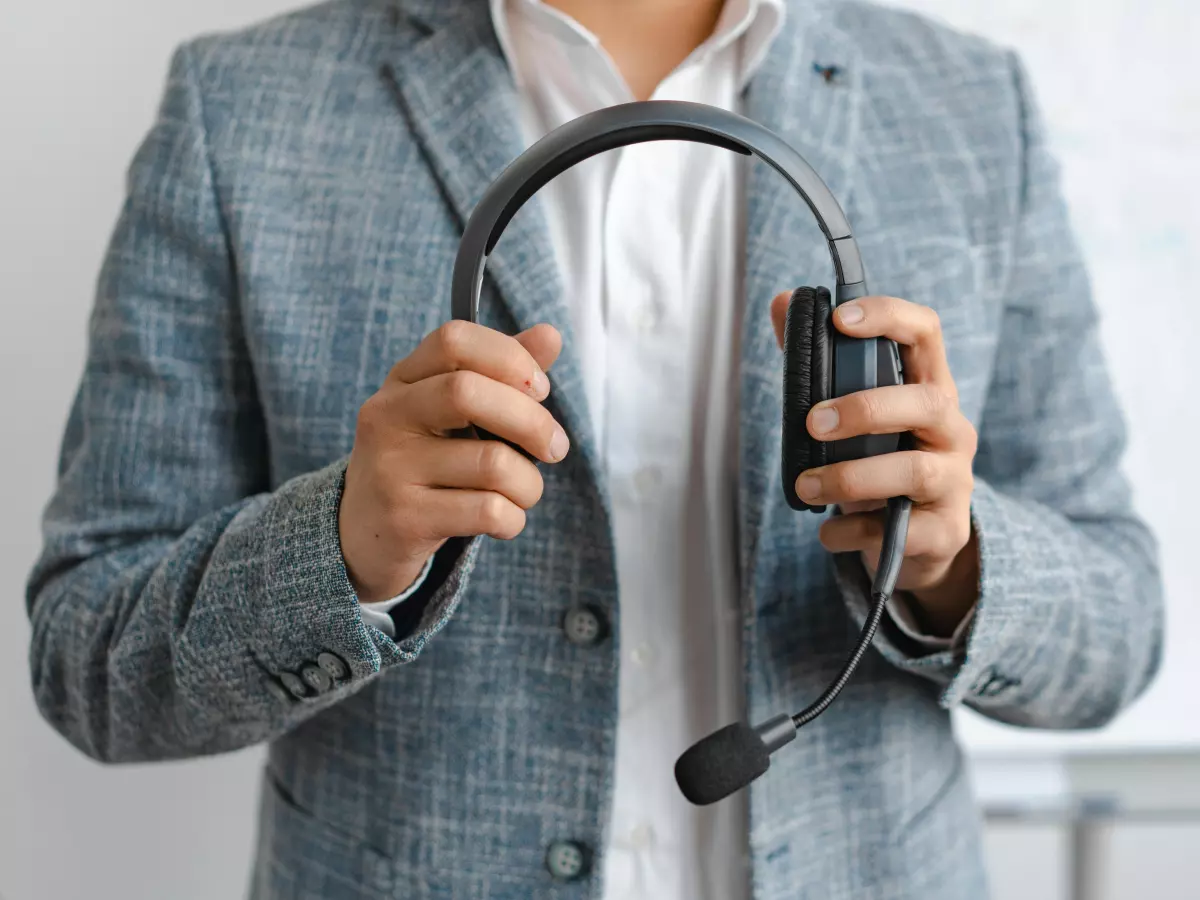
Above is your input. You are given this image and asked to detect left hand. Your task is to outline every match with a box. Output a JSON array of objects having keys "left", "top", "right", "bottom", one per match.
[{"left": 771, "top": 292, "right": 981, "bottom": 637}]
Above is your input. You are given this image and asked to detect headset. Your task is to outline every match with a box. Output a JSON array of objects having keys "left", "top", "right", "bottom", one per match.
[{"left": 450, "top": 100, "right": 913, "bottom": 806}]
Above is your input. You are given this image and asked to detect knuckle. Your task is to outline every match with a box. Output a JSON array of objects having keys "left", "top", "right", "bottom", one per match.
[
  {"left": 923, "top": 306, "right": 942, "bottom": 334},
  {"left": 479, "top": 493, "right": 511, "bottom": 532},
  {"left": 477, "top": 441, "right": 510, "bottom": 483},
  {"left": 961, "top": 424, "right": 979, "bottom": 458},
  {"left": 501, "top": 508, "right": 528, "bottom": 539},
  {"left": 356, "top": 392, "right": 389, "bottom": 439},
  {"left": 954, "top": 470, "right": 976, "bottom": 511},
  {"left": 921, "top": 384, "right": 951, "bottom": 419},
  {"left": 962, "top": 463, "right": 977, "bottom": 494},
  {"left": 446, "top": 369, "right": 480, "bottom": 411},
  {"left": 929, "top": 518, "right": 964, "bottom": 558},
  {"left": 436, "top": 319, "right": 471, "bottom": 365},
  {"left": 910, "top": 453, "right": 941, "bottom": 495},
  {"left": 948, "top": 516, "right": 972, "bottom": 552}
]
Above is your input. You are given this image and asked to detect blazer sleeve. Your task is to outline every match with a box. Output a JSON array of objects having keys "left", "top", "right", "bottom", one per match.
[
  {"left": 25, "top": 43, "right": 479, "bottom": 764},
  {"left": 836, "top": 50, "right": 1164, "bottom": 729}
]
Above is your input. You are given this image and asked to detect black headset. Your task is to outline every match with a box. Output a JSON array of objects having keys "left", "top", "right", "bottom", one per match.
[{"left": 450, "top": 100, "right": 913, "bottom": 806}]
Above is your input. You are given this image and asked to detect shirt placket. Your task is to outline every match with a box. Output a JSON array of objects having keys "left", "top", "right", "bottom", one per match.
[{"left": 602, "top": 136, "right": 693, "bottom": 893}]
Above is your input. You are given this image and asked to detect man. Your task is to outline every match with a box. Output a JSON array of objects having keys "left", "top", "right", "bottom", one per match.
[{"left": 26, "top": 0, "right": 1162, "bottom": 897}]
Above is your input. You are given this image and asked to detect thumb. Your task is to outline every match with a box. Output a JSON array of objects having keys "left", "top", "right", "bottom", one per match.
[
  {"left": 515, "top": 323, "right": 564, "bottom": 373},
  {"left": 770, "top": 290, "right": 791, "bottom": 350}
]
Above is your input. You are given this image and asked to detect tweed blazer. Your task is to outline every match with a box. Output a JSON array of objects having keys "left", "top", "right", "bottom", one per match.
[{"left": 27, "top": 0, "right": 1163, "bottom": 897}]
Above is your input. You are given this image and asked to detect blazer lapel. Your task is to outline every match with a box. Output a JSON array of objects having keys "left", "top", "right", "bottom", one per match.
[
  {"left": 384, "top": 0, "right": 607, "bottom": 507},
  {"left": 738, "top": 0, "right": 865, "bottom": 598}
]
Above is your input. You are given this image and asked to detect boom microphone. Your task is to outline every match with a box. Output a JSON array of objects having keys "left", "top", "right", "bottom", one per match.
[
  {"left": 674, "top": 496, "right": 912, "bottom": 806},
  {"left": 674, "top": 716, "right": 798, "bottom": 806}
]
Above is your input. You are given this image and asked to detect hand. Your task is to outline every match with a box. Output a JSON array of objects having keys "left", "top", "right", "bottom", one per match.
[
  {"left": 771, "top": 292, "right": 981, "bottom": 637},
  {"left": 339, "top": 321, "right": 568, "bottom": 603}
]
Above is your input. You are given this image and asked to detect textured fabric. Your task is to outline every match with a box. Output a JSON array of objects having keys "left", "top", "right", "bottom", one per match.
[{"left": 25, "top": 1, "right": 1163, "bottom": 898}]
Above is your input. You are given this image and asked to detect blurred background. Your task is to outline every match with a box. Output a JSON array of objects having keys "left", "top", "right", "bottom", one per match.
[{"left": 1, "top": 1, "right": 1196, "bottom": 898}]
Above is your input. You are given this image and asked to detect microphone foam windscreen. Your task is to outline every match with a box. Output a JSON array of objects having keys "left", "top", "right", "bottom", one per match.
[{"left": 674, "top": 722, "right": 771, "bottom": 806}]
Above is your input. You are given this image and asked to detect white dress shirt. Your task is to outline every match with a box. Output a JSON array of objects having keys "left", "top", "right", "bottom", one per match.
[
  {"left": 363, "top": 1, "right": 965, "bottom": 897},
  {"left": 491, "top": 3, "right": 779, "bottom": 896}
]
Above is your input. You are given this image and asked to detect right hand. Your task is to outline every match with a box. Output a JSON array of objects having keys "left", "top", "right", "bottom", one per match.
[{"left": 339, "top": 320, "right": 568, "bottom": 603}]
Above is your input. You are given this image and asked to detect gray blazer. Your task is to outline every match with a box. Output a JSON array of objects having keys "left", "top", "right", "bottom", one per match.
[{"left": 26, "top": 0, "right": 1163, "bottom": 897}]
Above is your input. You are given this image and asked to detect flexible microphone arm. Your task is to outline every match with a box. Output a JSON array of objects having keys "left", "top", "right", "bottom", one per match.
[{"left": 674, "top": 496, "right": 912, "bottom": 806}]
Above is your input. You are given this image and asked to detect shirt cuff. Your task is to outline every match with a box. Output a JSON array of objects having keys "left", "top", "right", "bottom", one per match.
[
  {"left": 886, "top": 590, "right": 977, "bottom": 651},
  {"left": 357, "top": 555, "right": 436, "bottom": 638}
]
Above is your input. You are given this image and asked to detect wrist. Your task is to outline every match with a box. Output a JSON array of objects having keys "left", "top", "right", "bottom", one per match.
[
  {"left": 908, "top": 526, "right": 981, "bottom": 638},
  {"left": 348, "top": 552, "right": 435, "bottom": 605}
]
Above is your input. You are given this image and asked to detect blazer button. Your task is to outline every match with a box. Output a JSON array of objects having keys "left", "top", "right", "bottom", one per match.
[
  {"left": 562, "top": 606, "right": 607, "bottom": 646},
  {"left": 545, "top": 840, "right": 589, "bottom": 881},
  {"left": 265, "top": 678, "right": 292, "bottom": 704},
  {"left": 316, "top": 651, "right": 349, "bottom": 681},
  {"left": 301, "top": 664, "right": 334, "bottom": 694},
  {"left": 279, "top": 672, "right": 309, "bottom": 699}
]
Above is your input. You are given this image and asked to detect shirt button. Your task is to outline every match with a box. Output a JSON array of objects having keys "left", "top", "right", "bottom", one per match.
[
  {"left": 633, "top": 467, "right": 659, "bottom": 496},
  {"left": 562, "top": 606, "right": 607, "bottom": 646},
  {"left": 634, "top": 306, "right": 660, "bottom": 332},
  {"left": 629, "top": 823, "right": 655, "bottom": 850},
  {"left": 545, "top": 840, "right": 589, "bottom": 881},
  {"left": 279, "top": 672, "right": 308, "bottom": 699},
  {"left": 630, "top": 643, "right": 655, "bottom": 667},
  {"left": 316, "top": 651, "right": 349, "bottom": 681},
  {"left": 301, "top": 664, "right": 334, "bottom": 694}
]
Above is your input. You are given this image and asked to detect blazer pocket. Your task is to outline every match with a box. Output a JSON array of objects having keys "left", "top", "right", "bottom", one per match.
[{"left": 251, "top": 769, "right": 394, "bottom": 900}]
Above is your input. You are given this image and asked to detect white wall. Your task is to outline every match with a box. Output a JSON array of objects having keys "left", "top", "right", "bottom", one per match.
[{"left": 1, "top": 2, "right": 1196, "bottom": 900}]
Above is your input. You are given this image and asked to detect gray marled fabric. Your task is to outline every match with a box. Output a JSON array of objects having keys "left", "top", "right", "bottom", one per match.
[{"left": 26, "top": 0, "right": 1162, "bottom": 897}]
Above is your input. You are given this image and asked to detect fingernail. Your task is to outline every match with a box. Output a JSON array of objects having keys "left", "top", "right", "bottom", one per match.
[
  {"left": 549, "top": 426, "right": 570, "bottom": 461},
  {"left": 811, "top": 405, "right": 839, "bottom": 435},
  {"left": 796, "top": 475, "right": 821, "bottom": 501},
  {"left": 530, "top": 369, "right": 550, "bottom": 398},
  {"left": 837, "top": 302, "right": 864, "bottom": 324}
]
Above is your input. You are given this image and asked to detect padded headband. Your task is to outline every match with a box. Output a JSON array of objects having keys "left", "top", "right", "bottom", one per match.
[{"left": 451, "top": 100, "right": 867, "bottom": 323}]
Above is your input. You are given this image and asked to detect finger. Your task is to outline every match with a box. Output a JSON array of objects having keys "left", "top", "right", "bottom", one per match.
[
  {"left": 795, "top": 451, "right": 967, "bottom": 506},
  {"left": 831, "top": 295, "right": 954, "bottom": 388},
  {"left": 818, "top": 507, "right": 971, "bottom": 562},
  {"left": 514, "top": 323, "right": 563, "bottom": 374},
  {"left": 806, "top": 383, "right": 975, "bottom": 451},
  {"left": 409, "top": 487, "right": 528, "bottom": 541},
  {"left": 835, "top": 500, "right": 887, "bottom": 515},
  {"left": 770, "top": 290, "right": 791, "bottom": 350},
  {"left": 406, "top": 371, "right": 569, "bottom": 463},
  {"left": 391, "top": 320, "right": 551, "bottom": 401},
  {"left": 407, "top": 437, "right": 544, "bottom": 509}
]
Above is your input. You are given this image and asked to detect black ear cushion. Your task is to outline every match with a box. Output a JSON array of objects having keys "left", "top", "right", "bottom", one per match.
[{"left": 782, "top": 286, "right": 833, "bottom": 512}]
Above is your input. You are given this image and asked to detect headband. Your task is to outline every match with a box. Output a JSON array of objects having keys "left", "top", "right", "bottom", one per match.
[{"left": 450, "top": 100, "right": 867, "bottom": 323}]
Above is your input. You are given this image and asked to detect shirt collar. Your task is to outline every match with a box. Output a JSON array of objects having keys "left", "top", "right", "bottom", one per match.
[{"left": 490, "top": 0, "right": 786, "bottom": 90}]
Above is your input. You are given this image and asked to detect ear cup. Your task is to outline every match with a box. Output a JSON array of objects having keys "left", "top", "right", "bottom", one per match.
[{"left": 781, "top": 286, "right": 833, "bottom": 512}]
